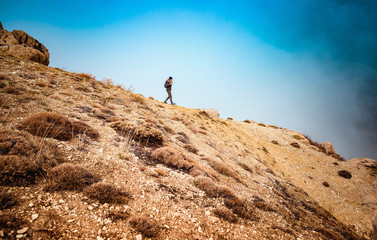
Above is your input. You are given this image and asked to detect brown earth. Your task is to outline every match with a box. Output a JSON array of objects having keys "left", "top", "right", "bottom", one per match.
[{"left": 0, "top": 52, "right": 376, "bottom": 239}]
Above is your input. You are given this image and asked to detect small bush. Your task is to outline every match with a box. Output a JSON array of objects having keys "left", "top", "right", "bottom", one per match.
[
  {"left": 163, "top": 125, "right": 175, "bottom": 134},
  {"left": 129, "top": 215, "right": 159, "bottom": 237},
  {"left": 151, "top": 147, "right": 194, "bottom": 171},
  {"left": 290, "top": 142, "right": 300, "bottom": 148},
  {"left": 0, "top": 82, "right": 7, "bottom": 88},
  {"left": 207, "top": 159, "right": 241, "bottom": 182},
  {"left": 77, "top": 73, "right": 95, "bottom": 80},
  {"left": 3, "top": 86, "right": 21, "bottom": 95},
  {"left": 20, "top": 112, "right": 73, "bottom": 140},
  {"left": 193, "top": 176, "right": 237, "bottom": 199},
  {"left": 338, "top": 170, "right": 352, "bottom": 179},
  {"left": 45, "top": 163, "right": 99, "bottom": 191},
  {"left": 293, "top": 135, "right": 303, "bottom": 140},
  {"left": 183, "top": 144, "right": 198, "bottom": 154},
  {"left": 254, "top": 201, "right": 277, "bottom": 212},
  {"left": 271, "top": 140, "right": 279, "bottom": 145},
  {"left": 213, "top": 206, "right": 238, "bottom": 222},
  {"left": 130, "top": 93, "right": 145, "bottom": 104},
  {"left": 111, "top": 121, "right": 163, "bottom": 146},
  {"left": 0, "top": 74, "right": 11, "bottom": 80},
  {"left": 0, "top": 130, "right": 64, "bottom": 172},
  {"left": 0, "top": 190, "right": 18, "bottom": 209},
  {"left": 176, "top": 131, "right": 190, "bottom": 143},
  {"left": 258, "top": 123, "right": 266, "bottom": 127},
  {"left": 83, "top": 182, "right": 131, "bottom": 204},
  {"left": 323, "top": 181, "right": 330, "bottom": 187},
  {"left": 243, "top": 119, "right": 251, "bottom": 123},
  {"left": 0, "top": 212, "right": 23, "bottom": 228},
  {"left": 224, "top": 197, "right": 255, "bottom": 220},
  {"left": 107, "top": 210, "right": 130, "bottom": 221},
  {"left": 237, "top": 162, "right": 253, "bottom": 174},
  {"left": 71, "top": 121, "right": 99, "bottom": 140},
  {"left": 0, "top": 155, "right": 39, "bottom": 186}
]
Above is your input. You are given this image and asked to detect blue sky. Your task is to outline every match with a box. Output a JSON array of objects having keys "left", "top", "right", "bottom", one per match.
[{"left": 2, "top": 0, "right": 377, "bottom": 160}]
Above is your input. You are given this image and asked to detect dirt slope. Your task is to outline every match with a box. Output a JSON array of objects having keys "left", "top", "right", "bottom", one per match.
[{"left": 1, "top": 53, "right": 376, "bottom": 239}]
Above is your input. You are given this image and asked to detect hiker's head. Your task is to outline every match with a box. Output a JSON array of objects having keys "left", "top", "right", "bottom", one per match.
[{"left": 169, "top": 76, "right": 173, "bottom": 79}]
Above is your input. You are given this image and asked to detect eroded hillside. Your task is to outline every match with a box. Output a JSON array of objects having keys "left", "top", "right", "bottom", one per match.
[{"left": 1, "top": 53, "right": 376, "bottom": 239}]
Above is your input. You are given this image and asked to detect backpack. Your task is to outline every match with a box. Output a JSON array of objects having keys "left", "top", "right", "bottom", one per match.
[{"left": 164, "top": 79, "right": 171, "bottom": 88}]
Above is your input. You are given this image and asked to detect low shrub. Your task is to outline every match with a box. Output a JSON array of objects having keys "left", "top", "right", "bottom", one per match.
[
  {"left": 45, "top": 163, "right": 99, "bottom": 191},
  {"left": 83, "top": 182, "right": 131, "bottom": 204},
  {"left": 258, "top": 123, "right": 266, "bottom": 127},
  {"left": 193, "top": 176, "right": 237, "bottom": 199},
  {"left": 323, "top": 181, "right": 330, "bottom": 187},
  {"left": 111, "top": 121, "right": 163, "bottom": 146},
  {"left": 243, "top": 119, "right": 251, "bottom": 123},
  {"left": 271, "top": 140, "right": 279, "bottom": 145},
  {"left": 72, "top": 121, "right": 99, "bottom": 140},
  {"left": 0, "top": 155, "right": 39, "bottom": 186},
  {"left": 151, "top": 147, "right": 218, "bottom": 179},
  {"left": 107, "top": 210, "right": 130, "bottom": 221},
  {"left": 20, "top": 112, "right": 73, "bottom": 140},
  {"left": 176, "top": 131, "right": 190, "bottom": 143},
  {"left": 0, "top": 74, "right": 11, "bottom": 80},
  {"left": 163, "top": 125, "right": 175, "bottom": 135},
  {"left": 224, "top": 197, "right": 255, "bottom": 220},
  {"left": 151, "top": 147, "right": 194, "bottom": 171},
  {"left": 236, "top": 162, "right": 253, "bottom": 174},
  {"left": 213, "top": 206, "right": 238, "bottom": 222},
  {"left": 338, "top": 170, "right": 352, "bottom": 179},
  {"left": 129, "top": 215, "right": 159, "bottom": 237},
  {"left": 3, "top": 86, "right": 21, "bottom": 95},
  {"left": 0, "top": 130, "right": 64, "bottom": 172},
  {"left": 293, "top": 135, "right": 303, "bottom": 140},
  {"left": 254, "top": 201, "right": 277, "bottom": 212},
  {"left": 207, "top": 159, "right": 240, "bottom": 182},
  {"left": 183, "top": 144, "right": 198, "bottom": 154},
  {"left": 290, "top": 142, "right": 300, "bottom": 148},
  {"left": 0, "top": 190, "right": 18, "bottom": 209},
  {"left": 0, "top": 212, "right": 24, "bottom": 228}
]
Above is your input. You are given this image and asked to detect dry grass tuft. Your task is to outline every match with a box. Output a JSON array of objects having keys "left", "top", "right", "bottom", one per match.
[
  {"left": 130, "top": 93, "right": 145, "bottom": 104},
  {"left": 254, "top": 201, "right": 277, "bottom": 212},
  {"left": 83, "top": 182, "right": 131, "bottom": 204},
  {"left": 111, "top": 121, "right": 164, "bottom": 146},
  {"left": 71, "top": 121, "right": 99, "bottom": 140},
  {"left": 151, "top": 147, "right": 195, "bottom": 171},
  {"left": 0, "top": 155, "right": 41, "bottom": 186},
  {"left": 129, "top": 215, "right": 160, "bottom": 237},
  {"left": 0, "top": 212, "right": 24, "bottom": 229},
  {"left": 20, "top": 112, "right": 73, "bottom": 140},
  {"left": 290, "top": 142, "right": 300, "bottom": 148},
  {"left": 77, "top": 73, "right": 95, "bottom": 80},
  {"left": 224, "top": 197, "right": 255, "bottom": 220},
  {"left": 183, "top": 144, "right": 198, "bottom": 154},
  {"left": 293, "top": 135, "right": 303, "bottom": 140},
  {"left": 206, "top": 158, "right": 242, "bottom": 182},
  {"left": 323, "top": 181, "right": 330, "bottom": 187},
  {"left": 338, "top": 170, "right": 352, "bottom": 179},
  {"left": 258, "top": 123, "right": 266, "bottom": 127},
  {"left": 243, "top": 119, "right": 251, "bottom": 123},
  {"left": 0, "top": 190, "right": 18, "bottom": 209},
  {"left": 107, "top": 209, "right": 130, "bottom": 221},
  {"left": 162, "top": 125, "right": 175, "bottom": 135},
  {"left": 193, "top": 176, "right": 237, "bottom": 199},
  {"left": 3, "top": 86, "right": 22, "bottom": 94},
  {"left": 151, "top": 147, "right": 218, "bottom": 180},
  {"left": 0, "top": 74, "right": 11, "bottom": 80},
  {"left": 237, "top": 162, "right": 253, "bottom": 174},
  {"left": 45, "top": 163, "right": 99, "bottom": 191},
  {"left": 0, "top": 130, "right": 65, "bottom": 171},
  {"left": 271, "top": 140, "right": 279, "bottom": 145},
  {"left": 213, "top": 206, "right": 238, "bottom": 222}
]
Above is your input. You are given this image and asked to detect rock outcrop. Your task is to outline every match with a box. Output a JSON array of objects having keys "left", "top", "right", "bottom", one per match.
[{"left": 0, "top": 22, "right": 49, "bottom": 65}]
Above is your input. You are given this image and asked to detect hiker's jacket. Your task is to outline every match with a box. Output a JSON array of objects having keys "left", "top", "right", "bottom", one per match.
[{"left": 165, "top": 79, "right": 173, "bottom": 91}]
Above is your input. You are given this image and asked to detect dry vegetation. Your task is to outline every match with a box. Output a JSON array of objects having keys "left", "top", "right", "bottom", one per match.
[
  {"left": 111, "top": 121, "right": 164, "bottom": 146},
  {"left": 128, "top": 215, "right": 160, "bottom": 237},
  {"left": 83, "top": 182, "right": 131, "bottom": 204},
  {"left": 45, "top": 163, "right": 99, "bottom": 191}
]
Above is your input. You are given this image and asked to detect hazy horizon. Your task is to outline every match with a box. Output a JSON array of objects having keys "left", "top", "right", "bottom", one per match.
[{"left": 2, "top": 0, "right": 376, "bottom": 160}]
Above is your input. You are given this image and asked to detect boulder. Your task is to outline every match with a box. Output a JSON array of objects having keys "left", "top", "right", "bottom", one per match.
[
  {"left": 319, "top": 142, "right": 335, "bottom": 155},
  {"left": 201, "top": 109, "right": 220, "bottom": 118},
  {"left": 0, "top": 22, "right": 49, "bottom": 65}
]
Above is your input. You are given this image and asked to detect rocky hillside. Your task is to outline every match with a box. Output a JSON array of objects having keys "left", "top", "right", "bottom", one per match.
[{"left": 0, "top": 38, "right": 376, "bottom": 239}]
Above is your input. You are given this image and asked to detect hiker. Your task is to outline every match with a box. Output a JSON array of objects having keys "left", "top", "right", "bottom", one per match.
[{"left": 164, "top": 76, "right": 175, "bottom": 105}]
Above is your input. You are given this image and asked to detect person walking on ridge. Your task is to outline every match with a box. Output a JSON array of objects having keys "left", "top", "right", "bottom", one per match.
[{"left": 164, "top": 76, "right": 175, "bottom": 105}]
